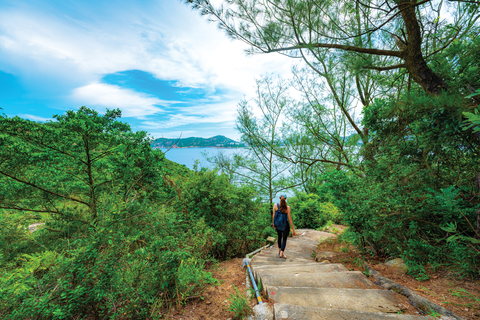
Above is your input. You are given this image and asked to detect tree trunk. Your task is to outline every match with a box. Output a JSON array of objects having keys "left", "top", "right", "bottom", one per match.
[
  {"left": 399, "top": 1, "right": 448, "bottom": 95},
  {"left": 476, "top": 173, "right": 480, "bottom": 240},
  {"left": 476, "top": 208, "right": 480, "bottom": 240}
]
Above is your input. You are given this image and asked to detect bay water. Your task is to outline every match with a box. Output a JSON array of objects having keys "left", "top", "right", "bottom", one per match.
[
  {"left": 161, "top": 147, "right": 295, "bottom": 199},
  {"left": 160, "top": 147, "right": 242, "bottom": 170}
]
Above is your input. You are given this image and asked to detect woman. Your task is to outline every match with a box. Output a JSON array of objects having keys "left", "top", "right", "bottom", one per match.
[{"left": 272, "top": 194, "right": 295, "bottom": 259}]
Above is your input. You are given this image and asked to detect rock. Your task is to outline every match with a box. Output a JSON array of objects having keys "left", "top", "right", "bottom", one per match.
[
  {"left": 384, "top": 258, "right": 408, "bottom": 272},
  {"left": 266, "top": 236, "right": 276, "bottom": 243},
  {"left": 252, "top": 303, "right": 273, "bottom": 320},
  {"left": 28, "top": 223, "right": 45, "bottom": 233},
  {"left": 315, "top": 251, "right": 338, "bottom": 262}
]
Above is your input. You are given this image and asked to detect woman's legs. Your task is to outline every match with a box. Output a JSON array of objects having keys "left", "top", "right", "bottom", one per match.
[
  {"left": 276, "top": 229, "right": 283, "bottom": 255},
  {"left": 277, "top": 225, "right": 290, "bottom": 257}
]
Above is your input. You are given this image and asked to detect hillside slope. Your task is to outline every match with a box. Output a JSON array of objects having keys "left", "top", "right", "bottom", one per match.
[{"left": 152, "top": 135, "right": 245, "bottom": 148}]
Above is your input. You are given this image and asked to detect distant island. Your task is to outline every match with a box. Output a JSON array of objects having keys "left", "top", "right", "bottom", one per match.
[{"left": 151, "top": 135, "right": 246, "bottom": 148}]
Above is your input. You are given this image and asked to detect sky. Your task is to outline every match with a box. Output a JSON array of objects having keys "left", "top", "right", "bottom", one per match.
[{"left": 0, "top": 0, "right": 293, "bottom": 140}]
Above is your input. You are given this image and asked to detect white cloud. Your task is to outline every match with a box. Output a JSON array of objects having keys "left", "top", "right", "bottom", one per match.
[
  {"left": 0, "top": 1, "right": 295, "bottom": 138},
  {"left": 17, "top": 114, "right": 53, "bottom": 122},
  {"left": 149, "top": 131, "right": 198, "bottom": 139},
  {"left": 0, "top": 1, "right": 293, "bottom": 92},
  {"left": 140, "top": 114, "right": 233, "bottom": 130},
  {"left": 71, "top": 83, "right": 166, "bottom": 117}
]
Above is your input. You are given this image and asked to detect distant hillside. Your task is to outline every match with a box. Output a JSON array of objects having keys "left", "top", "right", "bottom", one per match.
[{"left": 152, "top": 135, "right": 245, "bottom": 148}]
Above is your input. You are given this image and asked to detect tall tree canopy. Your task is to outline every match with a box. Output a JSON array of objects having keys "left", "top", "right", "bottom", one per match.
[{"left": 184, "top": 0, "right": 479, "bottom": 95}]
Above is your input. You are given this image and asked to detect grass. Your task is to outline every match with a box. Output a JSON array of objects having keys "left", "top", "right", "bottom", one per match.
[
  {"left": 442, "top": 288, "right": 480, "bottom": 309},
  {"left": 227, "top": 285, "right": 253, "bottom": 320}
]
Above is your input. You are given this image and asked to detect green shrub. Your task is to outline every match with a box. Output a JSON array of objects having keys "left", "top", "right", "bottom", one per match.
[
  {"left": 176, "top": 169, "right": 270, "bottom": 259},
  {"left": 0, "top": 107, "right": 270, "bottom": 318},
  {"left": 289, "top": 193, "right": 342, "bottom": 229},
  {"left": 0, "top": 209, "right": 218, "bottom": 319}
]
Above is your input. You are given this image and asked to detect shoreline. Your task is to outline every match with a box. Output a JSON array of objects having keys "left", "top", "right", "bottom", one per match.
[{"left": 152, "top": 146, "right": 246, "bottom": 149}]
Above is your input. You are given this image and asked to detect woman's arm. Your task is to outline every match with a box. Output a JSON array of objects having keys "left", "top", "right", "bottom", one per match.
[
  {"left": 272, "top": 203, "right": 277, "bottom": 229},
  {"left": 287, "top": 206, "right": 295, "bottom": 235}
]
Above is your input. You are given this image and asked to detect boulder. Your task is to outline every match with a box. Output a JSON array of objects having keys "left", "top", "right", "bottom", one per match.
[
  {"left": 28, "top": 223, "right": 45, "bottom": 233},
  {"left": 252, "top": 303, "right": 273, "bottom": 320},
  {"left": 315, "top": 251, "right": 338, "bottom": 262},
  {"left": 266, "top": 236, "right": 276, "bottom": 243},
  {"left": 385, "top": 258, "right": 408, "bottom": 272}
]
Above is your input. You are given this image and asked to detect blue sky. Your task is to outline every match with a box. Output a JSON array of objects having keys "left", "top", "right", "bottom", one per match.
[{"left": 0, "top": 0, "right": 292, "bottom": 140}]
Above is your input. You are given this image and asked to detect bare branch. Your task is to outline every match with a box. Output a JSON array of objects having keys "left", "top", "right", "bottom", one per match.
[
  {"left": 364, "top": 64, "right": 406, "bottom": 71},
  {"left": 267, "top": 43, "right": 403, "bottom": 57},
  {"left": 0, "top": 170, "right": 90, "bottom": 206}
]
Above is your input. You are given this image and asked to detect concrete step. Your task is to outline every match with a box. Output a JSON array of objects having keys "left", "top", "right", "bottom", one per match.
[
  {"left": 252, "top": 263, "right": 320, "bottom": 271},
  {"left": 257, "top": 247, "right": 317, "bottom": 256},
  {"left": 274, "top": 303, "right": 431, "bottom": 320},
  {"left": 251, "top": 258, "right": 314, "bottom": 267},
  {"left": 259, "top": 271, "right": 376, "bottom": 289},
  {"left": 295, "top": 229, "right": 336, "bottom": 242},
  {"left": 254, "top": 263, "right": 348, "bottom": 278},
  {"left": 252, "top": 256, "right": 313, "bottom": 263},
  {"left": 258, "top": 240, "right": 319, "bottom": 259},
  {"left": 266, "top": 286, "right": 406, "bottom": 313}
]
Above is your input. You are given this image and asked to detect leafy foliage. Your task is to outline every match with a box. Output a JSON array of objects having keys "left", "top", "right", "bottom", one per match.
[
  {"left": 175, "top": 169, "right": 271, "bottom": 259},
  {"left": 314, "top": 91, "right": 480, "bottom": 278},
  {"left": 0, "top": 108, "right": 268, "bottom": 318},
  {"left": 289, "top": 193, "right": 342, "bottom": 229}
]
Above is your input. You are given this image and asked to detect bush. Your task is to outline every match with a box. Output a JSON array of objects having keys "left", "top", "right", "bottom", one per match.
[
  {"left": 175, "top": 169, "right": 270, "bottom": 259},
  {"left": 0, "top": 209, "right": 218, "bottom": 319},
  {"left": 316, "top": 166, "right": 480, "bottom": 278},
  {"left": 0, "top": 108, "right": 271, "bottom": 318},
  {"left": 289, "top": 193, "right": 342, "bottom": 229}
]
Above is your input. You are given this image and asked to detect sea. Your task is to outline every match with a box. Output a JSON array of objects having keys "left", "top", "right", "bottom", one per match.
[
  {"left": 159, "top": 147, "right": 242, "bottom": 170},
  {"left": 160, "top": 147, "right": 295, "bottom": 199}
]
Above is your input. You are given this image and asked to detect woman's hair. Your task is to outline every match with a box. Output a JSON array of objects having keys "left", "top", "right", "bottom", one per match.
[{"left": 279, "top": 197, "right": 288, "bottom": 213}]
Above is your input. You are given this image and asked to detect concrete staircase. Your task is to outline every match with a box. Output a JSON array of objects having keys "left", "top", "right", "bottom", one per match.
[{"left": 250, "top": 229, "right": 431, "bottom": 320}]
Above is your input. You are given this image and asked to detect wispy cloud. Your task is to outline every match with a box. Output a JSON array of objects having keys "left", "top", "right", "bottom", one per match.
[
  {"left": 140, "top": 114, "right": 234, "bottom": 130},
  {"left": 0, "top": 0, "right": 294, "bottom": 138},
  {"left": 17, "top": 114, "right": 53, "bottom": 122},
  {"left": 71, "top": 83, "right": 168, "bottom": 117},
  {"left": 149, "top": 131, "right": 198, "bottom": 139}
]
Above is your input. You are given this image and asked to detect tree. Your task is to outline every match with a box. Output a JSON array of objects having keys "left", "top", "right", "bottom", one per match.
[
  {"left": 183, "top": 0, "right": 479, "bottom": 95},
  {"left": 0, "top": 107, "right": 164, "bottom": 231},
  {"left": 284, "top": 66, "right": 364, "bottom": 174},
  {"left": 212, "top": 77, "right": 295, "bottom": 204}
]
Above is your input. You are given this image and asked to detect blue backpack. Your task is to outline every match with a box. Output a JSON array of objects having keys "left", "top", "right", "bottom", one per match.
[{"left": 274, "top": 203, "right": 287, "bottom": 232}]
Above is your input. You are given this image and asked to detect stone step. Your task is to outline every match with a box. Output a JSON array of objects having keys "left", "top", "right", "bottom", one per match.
[
  {"left": 262, "top": 239, "right": 318, "bottom": 248},
  {"left": 254, "top": 263, "right": 348, "bottom": 278},
  {"left": 251, "top": 259, "right": 314, "bottom": 267},
  {"left": 257, "top": 247, "right": 317, "bottom": 256},
  {"left": 252, "top": 262, "right": 320, "bottom": 271},
  {"left": 274, "top": 304, "right": 431, "bottom": 320},
  {"left": 252, "top": 256, "right": 313, "bottom": 263},
  {"left": 259, "top": 271, "right": 376, "bottom": 289},
  {"left": 266, "top": 286, "right": 405, "bottom": 313}
]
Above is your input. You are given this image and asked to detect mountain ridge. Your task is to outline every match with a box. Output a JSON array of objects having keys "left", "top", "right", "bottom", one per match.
[{"left": 151, "top": 135, "right": 245, "bottom": 148}]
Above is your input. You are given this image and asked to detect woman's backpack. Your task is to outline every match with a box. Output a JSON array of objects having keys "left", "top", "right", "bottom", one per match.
[{"left": 274, "top": 203, "right": 287, "bottom": 231}]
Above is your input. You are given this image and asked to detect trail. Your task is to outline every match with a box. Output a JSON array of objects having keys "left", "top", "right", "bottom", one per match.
[{"left": 250, "top": 229, "right": 434, "bottom": 320}]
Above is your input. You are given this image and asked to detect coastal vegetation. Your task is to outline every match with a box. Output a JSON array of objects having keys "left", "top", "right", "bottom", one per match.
[
  {"left": 186, "top": 0, "right": 480, "bottom": 280},
  {"left": 1, "top": 0, "right": 480, "bottom": 318},
  {"left": 152, "top": 135, "right": 245, "bottom": 149},
  {"left": 0, "top": 108, "right": 271, "bottom": 318}
]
